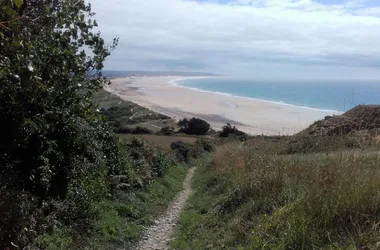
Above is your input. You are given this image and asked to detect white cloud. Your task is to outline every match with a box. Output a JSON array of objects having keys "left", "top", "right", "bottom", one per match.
[
  {"left": 355, "top": 7, "right": 380, "bottom": 16},
  {"left": 90, "top": 0, "right": 380, "bottom": 79}
]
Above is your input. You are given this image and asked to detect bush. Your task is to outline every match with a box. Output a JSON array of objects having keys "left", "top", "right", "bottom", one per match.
[
  {"left": 134, "top": 126, "right": 153, "bottom": 134},
  {"left": 171, "top": 141, "right": 192, "bottom": 163},
  {"left": 115, "top": 126, "right": 153, "bottom": 134},
  {"left": 195, "top": 140, "right": 214, "bottom": 152},
  {"left": 219, "top": 123, "right": 247, "bottom": 140},
  {"left": 170, "top": 140, "right": 211, "bottom": 163},
  {"left": 152, "top": 150, "right": 170, "bottom": 178},
  {"left": 124, "top": 138, "right": 171, "bottom": 183},
  {"left": 158, "top": 126, "right": 176, "bottom": 135},
  {"left": 178, "top": 118, "right": 210, "bottom": 135}
]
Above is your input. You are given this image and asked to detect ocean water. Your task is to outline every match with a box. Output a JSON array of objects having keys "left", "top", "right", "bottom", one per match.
[{"left": 174, "top": 78, "right": 380, "bottom": 112}]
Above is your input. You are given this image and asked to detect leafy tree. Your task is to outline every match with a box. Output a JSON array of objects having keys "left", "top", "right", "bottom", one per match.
[
  {"left": 178, "top": 118, "right": 189, "bottom": 128},
  {"left": 0, "top": 0, "right": 119, "bottom": 247},
  {"left": 178, "top": 117, "right": 210, "bottom": 135}
]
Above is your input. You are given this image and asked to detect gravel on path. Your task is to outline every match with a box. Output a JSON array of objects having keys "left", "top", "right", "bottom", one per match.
[{"left": 136, "top": 167, "right": 196, "bottom": 250}]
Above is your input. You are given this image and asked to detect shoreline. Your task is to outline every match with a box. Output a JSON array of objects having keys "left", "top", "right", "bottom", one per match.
[
  {"left": 170, "top": 78, "right": 342, "bottom": 114},
  {"left": 106, "top": 76, "right": 341, "bottom": 135}
]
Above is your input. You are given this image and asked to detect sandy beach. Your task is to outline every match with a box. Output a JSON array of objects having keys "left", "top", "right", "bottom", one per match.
[{"left": 105, "top": 76, "right": 341, "bottom": 135}]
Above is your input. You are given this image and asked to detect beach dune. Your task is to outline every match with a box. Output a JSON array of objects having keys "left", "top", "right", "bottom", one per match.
[{"left": 105, "top": 76, "right": 340, "bottom": 135}]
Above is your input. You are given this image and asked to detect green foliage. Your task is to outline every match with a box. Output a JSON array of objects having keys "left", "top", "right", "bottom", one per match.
[
  {"left": 34, "top": 133, "right": 188, "bottom": 248},
  {"left": 170, "top": 139, "right": 212, "bottom": 163},
  {"left": 77, "top": 165, "right": 188, "bottom": 249},
  {"left": 178, "top": 117, "right": 211, "bottom": 135},
  {"left": 0, "top": 0, "right": 119, "bottom": 247},
  {"left": 171, "top": 141, "right": 192, "bottom": 163},
  {"left": 36, "top": 227, "right": 73, "bottom": 250},
  {"left": 124, "top": 137, "right": 171, "bottom": 183},
  {"left": 0, "top": 1, "right": 209, "bottom": 248}
]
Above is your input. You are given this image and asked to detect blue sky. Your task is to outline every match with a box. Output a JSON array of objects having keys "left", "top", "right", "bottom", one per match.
[{"left": 90, "top": 0, "right": 380, "bottom": 79}]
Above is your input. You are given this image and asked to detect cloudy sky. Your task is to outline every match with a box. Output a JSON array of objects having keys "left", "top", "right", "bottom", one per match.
[{"left": 90, "top": 0, "right": 380, "bottom": 79}]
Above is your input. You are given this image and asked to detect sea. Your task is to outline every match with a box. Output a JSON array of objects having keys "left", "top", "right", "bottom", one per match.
[{"left": 173, "top": 78, "right": 380, "bottom": 112}]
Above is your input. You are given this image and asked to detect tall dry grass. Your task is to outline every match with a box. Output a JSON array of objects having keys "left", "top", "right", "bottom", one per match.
[{"left": 210, "top": 142, "right": 380, "bottom": 249}]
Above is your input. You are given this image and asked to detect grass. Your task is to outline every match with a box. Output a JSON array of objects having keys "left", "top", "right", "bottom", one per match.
[
  {"left": 240, "top": 134, "right": 380, "bottom": 155},
  {"left": 172, "top": 142, "right": 380, "bottom": 250},
  {"left": 37, "top": 165, "right": 189, "bottom": 249},
  {"left": 87, "top": 165, "right": 189, "bottom": 249}
]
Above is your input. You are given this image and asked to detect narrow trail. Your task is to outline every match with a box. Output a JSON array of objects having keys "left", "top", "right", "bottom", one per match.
[{"left": 136, "top": 167, "right": 196, "bottom": 250}]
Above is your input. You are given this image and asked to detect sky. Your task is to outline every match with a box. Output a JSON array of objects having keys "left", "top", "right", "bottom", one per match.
[{"left": 89, "top": 0, "right": 380, "bottom": 79}]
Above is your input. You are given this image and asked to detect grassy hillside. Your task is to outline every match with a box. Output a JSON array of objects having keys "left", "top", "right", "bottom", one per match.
[
  {"left": 172, "top": 136, "right": 380, "bottom": 249},
  {"left": 94, "top": 89, "right": 176, "bottom": 133},
  {"left": 300, "top": 105, "right": 380, "bottom": 136}
]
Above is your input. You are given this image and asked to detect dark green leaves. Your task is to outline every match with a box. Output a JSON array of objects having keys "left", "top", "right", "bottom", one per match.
[{"left": 0, "top": 0, "right": 119, "bottom": 247}]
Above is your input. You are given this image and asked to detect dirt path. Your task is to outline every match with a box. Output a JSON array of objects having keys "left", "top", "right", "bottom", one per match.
[{"left": 136, "top": 167, "right": 196, "bottom": 250}]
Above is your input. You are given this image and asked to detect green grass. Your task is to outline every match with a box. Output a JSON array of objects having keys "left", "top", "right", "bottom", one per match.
[
  {"left": 171, "top": 160, "right": 239, "bottom": 250},
  {"left": 38, "top": 165, "right": 189, "bottom": 249},
  {"left": 87, "top": 165, "right": 189, "bottom": 249},
  {"left": 172, "top": 142, "right": 380, "bottom": 250}
]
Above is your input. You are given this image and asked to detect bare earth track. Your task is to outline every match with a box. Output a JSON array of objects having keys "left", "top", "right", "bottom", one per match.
[{"left": 136, "top": 167, "right": 196, "bottom": 250}]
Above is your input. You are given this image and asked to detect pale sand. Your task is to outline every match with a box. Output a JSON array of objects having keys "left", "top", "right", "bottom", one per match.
[{"left": 105, "top": 76, "right": 342, "bottom": 135}]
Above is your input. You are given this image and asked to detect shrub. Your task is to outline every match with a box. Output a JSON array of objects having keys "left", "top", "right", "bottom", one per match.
[
  {"left": 125, "top": 137, "right": 171, "bottom": 183},
  {"left": 219, "top": 123, "right": 247, "bottom": 140},
  {"left": 195, "top": 140, "right": 214, "bottom": 152},
  {"left": 189, "top": 143, "right": 205, "bottom": 159},
  {"left": 171, "top": 141, "right": 192, "bottom": 163},
  {"left": 115, "top": 126, "right": 153, "bottom": 134},
  {"left": 152, "top": 150, "right": 170, "bottom": 178},
  {"left": 159, "top": 126, "right": 176, "bottom": 136},
  {"left": 178, "top": 118, "right": 210, "bottom": 135},
  {"left": 134, "top": 126, "right": 153, "bottom": 134},
  {"left": 170, "top": 140, "right": 211, "bottom": 163}
]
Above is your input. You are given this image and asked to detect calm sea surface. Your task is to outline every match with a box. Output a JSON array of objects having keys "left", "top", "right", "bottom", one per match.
[{"left": 175, "top": 78, "right": 380, "bottom": 112}]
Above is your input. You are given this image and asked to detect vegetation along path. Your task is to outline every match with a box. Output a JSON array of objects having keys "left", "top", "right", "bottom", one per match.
[{"left": 136, "top": 167, "right": 196, "bottom": 250}]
